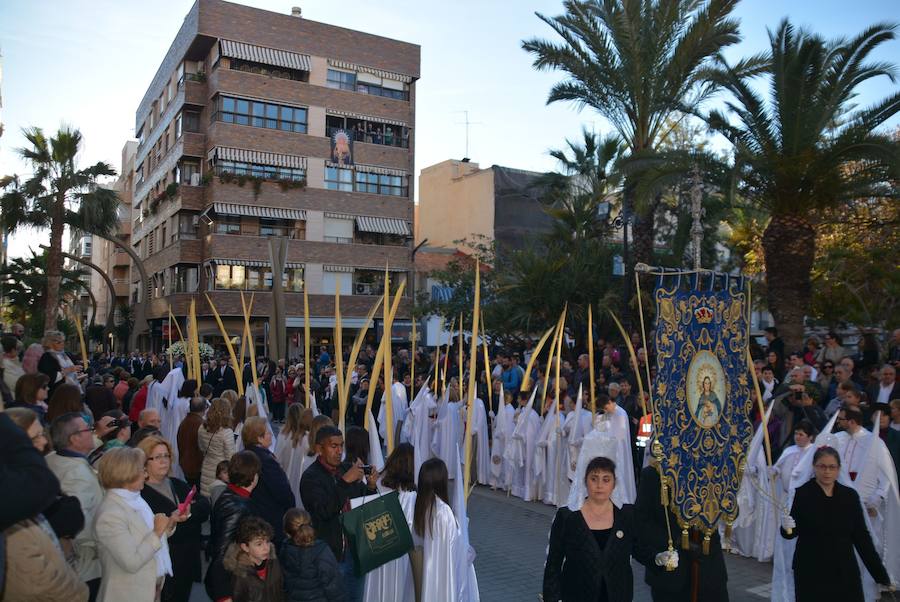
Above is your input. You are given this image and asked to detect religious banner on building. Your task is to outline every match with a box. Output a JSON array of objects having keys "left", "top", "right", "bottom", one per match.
[
  {"left": 330, "top": 129, "right": 354, "bottom": 166},
  {"left": 652, "top": 271, "right": 753, "bottom": 536}
]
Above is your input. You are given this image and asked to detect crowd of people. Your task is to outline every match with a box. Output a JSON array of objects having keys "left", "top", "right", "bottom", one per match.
[{"left": 1, "top": 324, "right": 899, "bottom": 601}]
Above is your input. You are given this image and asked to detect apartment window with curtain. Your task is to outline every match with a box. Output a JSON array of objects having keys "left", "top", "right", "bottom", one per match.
[
  {"left": 215, "top": 215, "right": 242, "bottom": 235},
  {"left": 323, "top": 217, "right": 353, "bottom": 244},
  {"left": 213, "top": 95, "right": 308, "bottom": 133}
]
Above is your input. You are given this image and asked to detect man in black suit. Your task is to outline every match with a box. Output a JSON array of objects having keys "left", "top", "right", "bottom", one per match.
[
  {"left": 635, "top": 462, "right": 729, "bottom": 601},
  {"left": 211, "top": 357, "right": 237, "bottom": 397},
  {"left": 199, "top": 361, "right": 211, "bottom": 386},
  {"left": 764, "top": 327, "right": 785, "bottom": 365},
  {"left": 867, "top": 364, "right": 900, "bottom": 407}
]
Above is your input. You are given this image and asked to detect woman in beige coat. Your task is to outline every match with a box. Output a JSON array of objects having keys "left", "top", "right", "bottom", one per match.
[
  {"left": 198, "top": 397, "right": 235, "bottom": 497},
  {"left": 93, "top": 447, "right": 186, "bottom": 602}
]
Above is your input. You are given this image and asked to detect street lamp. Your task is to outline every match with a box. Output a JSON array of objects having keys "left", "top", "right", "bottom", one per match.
[{"left": 598, "top": 200, "right": 637, "bottom": 326}]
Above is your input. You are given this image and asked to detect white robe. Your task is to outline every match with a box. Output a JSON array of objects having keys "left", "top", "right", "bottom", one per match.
[
  {"left": 362, "top": 486, "right": 417, "bottom": 602},
  {"left": 566, "top": 415, "right": 626, "bottom": 510},
  {"left": 157, "top": 368, "right": 186, "bottom": 479},
  {"left": 413, "top": 499, "right": 467, "bottom": 602},
  {"left": 145, "top": 380, "right": 165, "bottom": 413},
  {"left": 402, "top": 386, "right": 436, "bottom": 479},
  {"left": 605, "top": 405, "right": 637, "bottom": 503},
  {"left": 537, "top": 404, "right": 569, "bottom": 506},
  {"left": 565, "top": 408, "right": 592, "bottom": 482},
  {"left": 432, "top": 400, "right": 463, "bottom": 485},
  {"left": 464, "top": 399, "right": 490, "bottom": 486},
  {"left": 274, "top": 431, "right": 309, "bottom": 508},
  {"left": 490, "top": 404, "right": 515, "bottom": 489},
  {"left": 732, "top": 407, "right": 776, "bottom": 562},
  {"left": 506, "top": 405, "right": 541, "bottom": 501},
  {"left": 769, "top": 444, "right": 809, "bottom": 602},
  {"left": 379, "top": 381, "right": 409, "bottom": 446}
]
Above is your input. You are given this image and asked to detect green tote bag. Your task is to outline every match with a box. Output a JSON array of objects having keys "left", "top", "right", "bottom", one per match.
[{"left": 340, "top": 490, "right": 414, "bottom": 576}]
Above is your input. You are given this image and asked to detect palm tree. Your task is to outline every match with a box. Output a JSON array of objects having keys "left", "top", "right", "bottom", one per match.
[
  {"left": 522, "top": 0, "right": 742, "bottom": 269},
  {"left": 0, "top": 250, "right": 90, "bottom": 337},
  {"left": 1, "top": 126, "right": 119, "bottom": 330},
  {"left": 706, "top": 20, "right": 900, "bottom": 349}
]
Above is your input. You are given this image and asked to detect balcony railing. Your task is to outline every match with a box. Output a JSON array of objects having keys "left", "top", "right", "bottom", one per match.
[{"left": 325, "top": 126, "right": 409, "bottom": 149}]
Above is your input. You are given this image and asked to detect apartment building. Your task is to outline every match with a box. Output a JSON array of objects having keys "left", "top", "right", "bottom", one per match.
[
  {"left": 89, "top": 141, "right": 137, "bottom": 351},
  {"left": 130, "top": 0, "right": 419, "bottom": 353}
]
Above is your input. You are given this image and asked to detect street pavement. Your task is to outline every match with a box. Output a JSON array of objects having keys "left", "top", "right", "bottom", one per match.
[{"left": 468, "top": 485, "right": 775, "bottom": 602}]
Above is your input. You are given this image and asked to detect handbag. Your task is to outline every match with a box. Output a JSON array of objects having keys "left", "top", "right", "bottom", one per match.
[{"left": 340, "top": 490, "right": 413, "bottom": 576}]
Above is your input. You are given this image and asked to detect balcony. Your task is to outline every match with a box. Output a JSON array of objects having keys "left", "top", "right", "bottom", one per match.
[
  {"left": 113, "top": 279, "right": 130, "bottom": 297},
  {"left": 113, "top": 250, "right": 131, "bottom": 267}
]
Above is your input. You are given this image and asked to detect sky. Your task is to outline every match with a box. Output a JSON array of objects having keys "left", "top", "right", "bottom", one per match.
[{"left": 1, "top": 0, "right": 898, "bottom": 260}]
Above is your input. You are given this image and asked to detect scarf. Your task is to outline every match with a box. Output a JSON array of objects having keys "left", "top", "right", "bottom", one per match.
[{"left": 111, "top": 489, "right": 173, "bottom": 577}]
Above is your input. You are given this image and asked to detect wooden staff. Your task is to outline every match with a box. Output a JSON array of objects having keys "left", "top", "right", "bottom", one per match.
[
  {"left": 189, "top": 298, "right": 202, "bottom": 388},
  {"left": 463, "top": 260, "right": 481, "bottom": 502},
  {"left": 167, "top": 309, "right": 173, "bottom": 369},
  {"left": 383, "top": 268, "right": 394, "bottom": 453},
  {"left": 73, "top": 313, "right": 89, "bottom": 371},
  {"left": 239, "top": 292, "right": 258, "bottom": 391},
  {"left": 588, "top": 304, "right": 596, "bottom": 416}
]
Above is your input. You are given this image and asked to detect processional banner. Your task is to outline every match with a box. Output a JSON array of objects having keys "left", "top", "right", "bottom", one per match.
[{"left": 652, "top": 271, "right": 753, "bottom": 535}]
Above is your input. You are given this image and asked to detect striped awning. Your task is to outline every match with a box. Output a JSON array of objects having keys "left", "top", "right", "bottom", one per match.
[
  {"left": 324, "top": 265, "right": 354, "bottom": 273},
  {"left": 210, "top": 258, "right": 304, "bottom": 269},
  {"left": 355, "top": 216, "right": 411, "bottom": 236},
  {"left": 209, "top": 147, "right": 307, "bottom": 169},
  {"left": 431, "top": 285, "right": 454, "bottom": 302},
  {"left": 213, "top": 202, "right": 306, "bottom": 221},
  {"left": 220, "top": 40, "right": 311, "bottom": 72},
  {"left": 327, "top": 59, "right": 412, "bottom": 83},
  {"left": 325, "top": 162, "right": 407, "bottom": 178},
  {"left": 326, "top": 109, "right": 408, "bottom": 128}
]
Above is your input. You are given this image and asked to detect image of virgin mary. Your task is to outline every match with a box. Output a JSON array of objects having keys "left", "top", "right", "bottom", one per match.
[{"left": 697, "top": 375, "right": 722, "bottom": 427}]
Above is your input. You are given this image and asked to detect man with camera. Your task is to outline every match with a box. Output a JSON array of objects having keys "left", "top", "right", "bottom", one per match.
[
  {"left": 772, "top": 366, "right": 827, "bottom": 452},
  {"left": 300, "top": 425, "right": 378, "bottom": 601}
]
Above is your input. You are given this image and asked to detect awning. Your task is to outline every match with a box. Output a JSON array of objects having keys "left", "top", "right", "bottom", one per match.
[
  {"left": 213, "top": 202, "right": 306, "bottom": 221},
  {"left": 431, "top": 285, "right": 454, "bottom": 302},
  {"left": 326, "top": 109, "right": 408, "bottom": 128},
  {"left": 209, "top": 259, "right": 304, "bottom": 269},
  {"left": 325, "top": 162, "right": 407, "bottom": 178},
  {"left": 324, "top": 265, "right": 354, "bottom": 273},
  {"left": 327, "top": 58, "right": 412, "bottom": 83},
  {"left": 355, "top": 216, "right": 411, "bottom": 236},
  {"left": 220, "top": 39, "right": 311, "bottom": 72},
  {"left": 209, "top": 146, "right": 307, "bottom": 169}
]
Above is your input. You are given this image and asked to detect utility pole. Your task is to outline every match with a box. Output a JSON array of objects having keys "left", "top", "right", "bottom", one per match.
[{"left": 690, "top": 166, "right": 705, "bottom": 270}]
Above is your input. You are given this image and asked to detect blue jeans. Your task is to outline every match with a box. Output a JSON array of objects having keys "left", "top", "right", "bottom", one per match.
[{"left": 339, "top": 555, "right": 364, "bottom": 602}]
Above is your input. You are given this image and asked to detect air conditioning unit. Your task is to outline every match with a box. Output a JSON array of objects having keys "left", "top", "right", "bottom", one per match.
[
  {"left": 355, "top": 283, "right": 372, "bottom": 295},
  {"left": 190, "top": 173, "right": 201, "bottom": 186}
]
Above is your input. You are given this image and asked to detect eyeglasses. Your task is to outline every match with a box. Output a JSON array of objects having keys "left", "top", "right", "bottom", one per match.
[
  {"left": 74, "top": 427, "right": 94, "bottom": 435},
  {"left": 814, "top": 464, "right": 839, "bottom": 471},
  {"left": 148, "top": 453, "right": 171, "bottom": 462}
]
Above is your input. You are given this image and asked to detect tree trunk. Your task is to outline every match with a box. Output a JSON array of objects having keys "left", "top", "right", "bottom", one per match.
[
  {"left": 43, "top": 194, "right": 66, "bottom": 332},
  {"left": 761, "top": 213, "right": 816, "bottom": 352}
]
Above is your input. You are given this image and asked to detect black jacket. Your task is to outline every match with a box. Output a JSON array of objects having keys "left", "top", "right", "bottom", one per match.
[
  {"left": 280, "top": 539, "right": 346, "bottom": 602},
  {"left": 211, "top": 365, "right": 238, "bottom": 397},
  {"left": 0, "top": 413, "right": 60, "bottom": 531},
  {"left": 248, "top": 445, "right": 296, "bottom": 545},
  {"left": 299, "top": 459, "right": 371, "bottom": 561},
  {"left": 782, "top": 479, "right": 890, "bottom": 602},
  {"left": 38, "top": 351, "right": 68, "bottom": 396},
  {"left": 141, "top": 477, "right": 211, "bottom": 582},
  {"left": 634, "top": 465, "right": 728, "bottom": 599},
  {"left": 543, "top": 504, "right": 649, "bottom": 602},
  {"left": 223, "top": 542, "right": 285, "bottom": 602},
  {"left": 205, "top": 487, "right": 257, "bottom": 600}
]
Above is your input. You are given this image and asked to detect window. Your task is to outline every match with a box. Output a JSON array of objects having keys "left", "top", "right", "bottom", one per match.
[
  {"left": 326, "top": 69, "right": 356, "bottom": 91},
  {"left": 355, "top": 269, "right": 407, "bottom": 296},
  {"left": 215, "top": 265, "right": 246, "bottom": 290},
  {"left": 322, "top": 271, "right": 352, "bottom": 295},
  {"left": 215, "top": 215, "right": 242, "bottom": 235},
  {"left": 355, "top": 170, "right": 408, "bottom": 197},
  {"left": 323, "top": 217, "right": 354, "bottom": 244},
  {"left": 230, "top": 58, "right": 309, "bottom": 82},
  {"left": 215, "top": 159, "right": 305, "bottom": 182},
  {"left": 178, "top": 161, "right": 200, "bottom": 185},
  {"left": 184, "top": 111, "right": 200, "bottom": 133},
  {"left": 326, "top": 114, "right": 410, "bottom": 148},
  {"left": 214, "top": 95, "right": 307, "bottom": 133},
  {"left": 325, "top": 166, "right": 353, "bottom": 192},
  {"left": 355, "top": 230, "right": 407, "bottom": 246},
  {"left": 285, "top": 268, "right": 304, "bottom": 292},
  {"left": 259, "top": 218, "right": 292, "bottom": 238},
  {"left": 173, "top": 266, "right": 198, "bottom": 293},
  {"left": 177, "top": 214, "right": 197, "bottom": 239}
]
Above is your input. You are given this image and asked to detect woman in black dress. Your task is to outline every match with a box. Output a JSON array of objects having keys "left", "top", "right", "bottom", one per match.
[
  {"left": 138, "top": 434, "right": 211, "bottom": 602},
  {"left": 543, "top": 456, "right": 659, "bottom": 602},
  {"left": 781, "top": 446, "right": 892, "bottom": 602}
]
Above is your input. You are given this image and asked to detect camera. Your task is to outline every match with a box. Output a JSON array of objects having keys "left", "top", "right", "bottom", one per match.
[
  {"left": 362, "top": 465, "right": 373, "bottom": 476},
  {"left": 794, "top": 391, "right": 803, "bottom": 402}
]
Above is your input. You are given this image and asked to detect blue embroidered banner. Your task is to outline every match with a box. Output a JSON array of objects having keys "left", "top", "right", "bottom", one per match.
[{"left": 653, "top": 273, "right": 753, "bottom": 534}]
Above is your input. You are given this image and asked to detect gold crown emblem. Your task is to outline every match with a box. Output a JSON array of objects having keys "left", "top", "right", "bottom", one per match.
[{"left": 694, "top": 306, "right": 713, "bottom": 323}]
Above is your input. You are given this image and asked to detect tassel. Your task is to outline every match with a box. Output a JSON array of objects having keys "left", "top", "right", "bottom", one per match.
[
  {"left": 703, "top": 532, "right": 711, "bottom": 555},
  {"left": 660, "top": 482, "right": 669, "bottom": 507},
  {"left": 681, "top": 528, "right": 689, "bottom": 550}
]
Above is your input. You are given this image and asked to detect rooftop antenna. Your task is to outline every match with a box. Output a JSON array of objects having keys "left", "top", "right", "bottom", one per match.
[{"left": 453, "top": 110, "right": 481, "bottom": 160}]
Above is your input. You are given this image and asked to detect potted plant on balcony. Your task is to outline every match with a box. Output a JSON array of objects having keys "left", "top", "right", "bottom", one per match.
[{"left": 165, "top": 182, "right": 179, "bottom": 198}]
